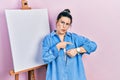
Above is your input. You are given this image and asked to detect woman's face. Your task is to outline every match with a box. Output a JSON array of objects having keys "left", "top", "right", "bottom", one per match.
[{"left": 56, "top": 16, "right": 71, "bottom": 35}]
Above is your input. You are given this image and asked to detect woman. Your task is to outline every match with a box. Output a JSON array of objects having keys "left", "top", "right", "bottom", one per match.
[{"left": 42, "top": 9, "right": 97, "bottom": 80}]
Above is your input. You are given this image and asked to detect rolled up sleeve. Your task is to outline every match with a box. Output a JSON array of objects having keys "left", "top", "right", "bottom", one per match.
[
  {"left": 72, "top": 33, "right": 97, "bottom": 54},
  {"left": 42, "top": 35, "right": 59, "bottom": 64}
]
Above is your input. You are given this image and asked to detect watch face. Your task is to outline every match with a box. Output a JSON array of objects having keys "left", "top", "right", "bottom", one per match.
[{"left": 77, "top": 48, "right": 80, "bottom": 52}]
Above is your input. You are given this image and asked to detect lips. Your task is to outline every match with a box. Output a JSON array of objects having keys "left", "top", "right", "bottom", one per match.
[{"left": 61, "top": 29, "right": 66, "bottom": 32}]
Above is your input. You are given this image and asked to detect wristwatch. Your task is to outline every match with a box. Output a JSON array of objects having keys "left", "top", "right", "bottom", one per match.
[{"left": 76, "top": 47, "right": 81, "bottom": 53}]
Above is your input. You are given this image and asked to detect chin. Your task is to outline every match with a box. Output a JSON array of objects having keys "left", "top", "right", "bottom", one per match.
[{"left": 60, "top": 32, "right": 66, "bottom": 35}]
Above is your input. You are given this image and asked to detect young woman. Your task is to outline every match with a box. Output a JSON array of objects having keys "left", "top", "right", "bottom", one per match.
[{"left": 42, "top": 9, "right": 97, "bottom": 80}]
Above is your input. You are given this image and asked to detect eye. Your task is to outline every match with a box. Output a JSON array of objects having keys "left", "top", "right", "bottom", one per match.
[
  {"left": 61, "top": 21, "right": 65, "bottom": 24},
  {"left": 66, "top": 23, "right": 70, "bottom": 26},
  {"left": 60, "top": 21, "right": 70, "bottom": 26}
]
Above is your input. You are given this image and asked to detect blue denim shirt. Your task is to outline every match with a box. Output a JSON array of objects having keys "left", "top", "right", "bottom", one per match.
[{"left": 42, "top": 30, "right": 97, "bottom": 80}]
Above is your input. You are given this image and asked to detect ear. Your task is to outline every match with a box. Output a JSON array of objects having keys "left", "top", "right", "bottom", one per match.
[
  {"left": 56, "top": 20, "right": 58, "bottom": 24},
  {"left": 56, "top": 20, "right": 59, "bottom": 27}
]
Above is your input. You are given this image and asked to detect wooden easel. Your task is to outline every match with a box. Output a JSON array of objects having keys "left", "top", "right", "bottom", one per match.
[
  {"left": 10, "top": 69, "right": 35, "bottom": 80},
  {"left": 9, "top": 0, "right": 44, "bottom": 80},
  {"left": 21, "top": 0, "right": 31, "bottom": 10},
  {"left": 10, "top": 65, "right": 47, "bottom": 80}
]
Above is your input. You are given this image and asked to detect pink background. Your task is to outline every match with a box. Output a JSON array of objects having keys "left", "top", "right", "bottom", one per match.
[{"left": 0, "top": 0, "right": 120, "bottom": 80}]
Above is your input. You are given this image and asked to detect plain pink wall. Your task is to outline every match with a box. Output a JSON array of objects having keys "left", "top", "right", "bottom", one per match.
[{"left": 0, "top": 0, "right": 120, "bottom": 80}]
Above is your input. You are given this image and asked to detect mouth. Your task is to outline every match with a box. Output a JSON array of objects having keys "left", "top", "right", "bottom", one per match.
[{"left": 61, "top": 29, "right": 66, "bottom": 32}]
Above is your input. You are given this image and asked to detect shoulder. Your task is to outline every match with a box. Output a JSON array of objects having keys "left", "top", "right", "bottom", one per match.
[
  {"left": 69, "top": 32, "right": 88, "bottom": 41},
  {"left": 43, "top": 33, "right": 52, "bottom": 40},
  {"left": 43, "top": 30, "right": 57, "bottom": 39},
  {"left": 42, "top": 33, "right": 53, "bottom": 45}
]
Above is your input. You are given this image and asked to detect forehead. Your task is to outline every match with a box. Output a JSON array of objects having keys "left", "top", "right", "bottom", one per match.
[{"left": 59, "top": 17, "right": 71, "bottom": 23}]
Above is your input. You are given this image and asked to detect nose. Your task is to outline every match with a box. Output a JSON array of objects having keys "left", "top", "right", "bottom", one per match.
[
  {"left": 63, "top": 24, "right": 66, "bottom": 28},
  {"left": 62, "top": 22, "right": 68, "bottom": 27}
]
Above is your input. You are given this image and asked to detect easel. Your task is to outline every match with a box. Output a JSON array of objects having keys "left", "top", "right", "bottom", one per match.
[
  {"left": 10, "top": 65, "right": 46, "bottom": 80},
  {"left": 21, "top": 0, "right": 31, "bottom": 10},
  {"left": 9, "top": 0, "right": 46, "bottom": 80}
]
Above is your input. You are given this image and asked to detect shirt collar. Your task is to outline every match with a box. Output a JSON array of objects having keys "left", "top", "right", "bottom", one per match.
[{"left": 51, "top": 30, "right": 71, "bottom": 37}]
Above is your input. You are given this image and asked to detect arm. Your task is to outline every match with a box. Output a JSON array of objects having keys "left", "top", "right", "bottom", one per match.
[
  {"left": 42, "top": 35, "right": 59, "bottom": 64},
  {"left": 80, "top": 37, "right": 97, "bottom": 54},
  {"left": 66, "top": 33, "right": 97, "bottom": 57}
]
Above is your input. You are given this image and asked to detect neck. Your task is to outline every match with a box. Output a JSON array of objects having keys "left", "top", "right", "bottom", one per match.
[
  {"left": 56, "top": 31, "right": 65, "bottom": 42},
  {"left": 56, "top": 31, "right": 65, "bottom": 37}
]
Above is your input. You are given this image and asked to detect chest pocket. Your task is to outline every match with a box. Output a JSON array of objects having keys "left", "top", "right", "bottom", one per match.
[{"left": 65, "top": 34, "right": 76, "bottom": 51}]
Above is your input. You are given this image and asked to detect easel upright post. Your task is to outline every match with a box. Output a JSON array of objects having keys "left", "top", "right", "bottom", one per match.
[
  {"left": 21, "top": 0, "right": 31, "bottom": 9},
  {"left": 9, "top": 0, "right": 34, "bottom": 80},
  {"left": 15, "top": 74, "right": 19, "bottom": 80},
  {"left": 28, "top": 70, "right": 35, "bottom": 80},
  {"left": 21, "top": 0, "right": 36, "bottom": 80}
]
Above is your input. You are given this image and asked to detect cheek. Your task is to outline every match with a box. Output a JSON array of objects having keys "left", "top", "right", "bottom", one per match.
[
  {"left": 56, "top": 24, "right": 62, "bottom": 29},
  {"left": 56, "top": 26, "right": 61, "bottom": 31},
  {"left": 56, "top": 23, "right": 59, "bottom": 27},
  {"left": 66, "top": 26, "right": 70, "bottom": 30}
]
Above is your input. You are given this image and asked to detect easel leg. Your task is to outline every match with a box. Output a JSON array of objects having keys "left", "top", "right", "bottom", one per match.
[
  {"left": 15, "top": 74, "right": 19, "bottom": 80},
  {"left": 28, "top": 70, "right": 35, "bottom": 80}
]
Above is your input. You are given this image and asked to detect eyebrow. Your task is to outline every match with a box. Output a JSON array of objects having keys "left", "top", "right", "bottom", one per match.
[{"left": 60, "top": 20, "right": 70, "bottom": 25}]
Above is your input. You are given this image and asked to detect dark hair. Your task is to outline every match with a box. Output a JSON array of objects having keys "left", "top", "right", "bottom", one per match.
[{"left": 57, "top": 9, "right": 72, "bottom": 24}]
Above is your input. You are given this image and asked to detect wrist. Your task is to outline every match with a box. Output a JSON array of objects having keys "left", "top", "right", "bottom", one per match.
[{"left": 76, "top": 47, "right": 81, "bottom": 53}]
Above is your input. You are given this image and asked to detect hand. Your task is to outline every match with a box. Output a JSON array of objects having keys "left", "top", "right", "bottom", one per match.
[
  {"left": 66, "top": 48, "right": 78, "bottom": 57},
  {"left": 56, "top": 42, "right": 72, "bottom": 51},
  {"left": 79, "top": 47, "right": 86, "bottom": 53}
]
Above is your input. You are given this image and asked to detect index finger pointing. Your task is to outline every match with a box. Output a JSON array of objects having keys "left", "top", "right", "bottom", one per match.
[{"left": 66, "top": 42, "right": 73, "bottom": 44}]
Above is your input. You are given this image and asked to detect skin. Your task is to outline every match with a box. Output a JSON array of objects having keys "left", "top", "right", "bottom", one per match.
[{"left": 56, "top": 16, "right": 86, "bottom": 57}]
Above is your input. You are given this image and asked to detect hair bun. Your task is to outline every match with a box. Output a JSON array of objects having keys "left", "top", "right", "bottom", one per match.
[{"left": 63, "top": 9, "right": 71, "bottom": 13}]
